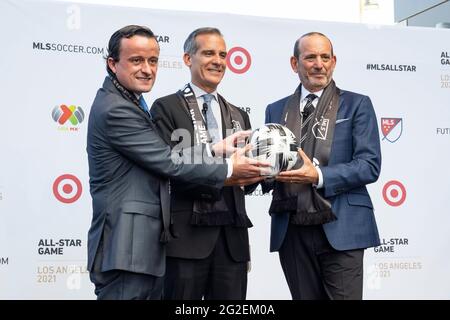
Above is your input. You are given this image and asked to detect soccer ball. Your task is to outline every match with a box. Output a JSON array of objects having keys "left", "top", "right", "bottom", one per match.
[{"left": 248, "top": 123, "right": 299, "bottom": 176}]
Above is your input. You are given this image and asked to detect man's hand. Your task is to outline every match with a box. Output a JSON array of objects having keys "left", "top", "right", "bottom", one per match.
[
  {"left": 212, "top": 130, "right": 251, "bottom": 157},
  {"left": 227, "top": 144, "right": 271, "bottom": 182},
  {"left": 275, "top": 149, "right": 319, "bottom": 184},
  {"left": 224, "top": 176, "right": 266, "bottom": 187}
]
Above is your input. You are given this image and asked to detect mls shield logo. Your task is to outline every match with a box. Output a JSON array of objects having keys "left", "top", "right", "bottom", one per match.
[
  {"left": 312, "top": 118, "right": 329, "bottom": 140},
  {"left": 232, "top": 120, "right": 243, "bottom": 133},
  {"left": 381, "top": 118, "right": 403, "bottom": 143}
]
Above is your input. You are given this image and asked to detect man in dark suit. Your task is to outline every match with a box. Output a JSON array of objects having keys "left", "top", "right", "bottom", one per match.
[
  {"left": 87, "top": 25, "right": 266, "bottom": 300},
  {"left": 264, "top": 32, "right": 381, "bottom": 299},
  {"left": 151, "top": 27, "right": 255, "bottom": 300}
]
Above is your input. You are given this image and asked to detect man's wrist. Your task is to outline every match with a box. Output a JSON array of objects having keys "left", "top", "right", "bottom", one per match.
[{"left": 314, "top": 166, "right": 323, "bottom": 188}]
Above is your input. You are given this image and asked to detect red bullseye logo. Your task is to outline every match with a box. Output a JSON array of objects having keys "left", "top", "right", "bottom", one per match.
[
  {"left": 53, "top": 174, "right": 82, "bottom": 204},
  {"left": 226, "top": 47, "right": 251, "bottom": 74},
  {"left": 382, "top": 180, "right": 406, "bottom": 207}
]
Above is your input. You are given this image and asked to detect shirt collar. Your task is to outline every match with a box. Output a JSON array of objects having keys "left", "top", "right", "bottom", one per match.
[
  {"left": 190, "top": 82, "right": 218, "bottom": 101},
  {"left": 300, "top": 85, "right": 323, "bottom": 102}
]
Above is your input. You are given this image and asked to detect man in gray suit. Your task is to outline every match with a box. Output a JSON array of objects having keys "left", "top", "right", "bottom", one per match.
[{"left": 86, "top": 25, "right": 265, "bottom": 300}]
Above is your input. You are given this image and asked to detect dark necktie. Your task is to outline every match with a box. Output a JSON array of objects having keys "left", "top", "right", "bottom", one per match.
[
  {"left": 202, "top": 94, "right": 220, "bottom": 144},
  {"left": 300, "top": 93, "right": 317, "bottom": 148}
]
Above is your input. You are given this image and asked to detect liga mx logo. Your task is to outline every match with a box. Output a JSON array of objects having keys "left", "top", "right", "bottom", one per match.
[
  {"left": 226, "top": 47, "right": 251, "bottom": 74},
  {"left": 381, "top": 117, "right": 402, "bottom": 143},
  {"left": 53, "top": 174, "right": 82, "bottom": 204},
  {"left": 52, "top": 104, "right": 85, "bottom": 130}
]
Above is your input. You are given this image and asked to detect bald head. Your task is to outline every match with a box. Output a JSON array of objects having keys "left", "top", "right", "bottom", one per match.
[
  {"left": 293, "top": 32, "right": 334, "bottom": 59},
  {"left": 290, "top": 32, "right": 336, "bottom": 92}
]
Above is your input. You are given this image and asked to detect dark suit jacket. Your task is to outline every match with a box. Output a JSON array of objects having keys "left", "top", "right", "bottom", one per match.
[
  {"left": 86, "top": 77, "right": 227, "bottom": 277},
  {"left": 151, "top": 93, "right": 252, "bottom": 262},
  {"left": 266, "top": 87, "right": 381, "bottom": 252}
]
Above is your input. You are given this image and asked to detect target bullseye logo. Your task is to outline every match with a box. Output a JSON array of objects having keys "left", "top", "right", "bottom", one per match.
[
  {"left": 226, "top": 47, "right": 251, "bottom": 74},
  {"left": 53, "top": 174, "right": 82, "bottom": 204},
  {"left": 382, "top": 180, "right": 406, "bottom": 207}
]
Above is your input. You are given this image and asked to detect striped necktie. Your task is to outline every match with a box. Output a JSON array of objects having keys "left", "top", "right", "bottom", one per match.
[{"left": 300, "top": 93, "right": 317, "bottom": 148}]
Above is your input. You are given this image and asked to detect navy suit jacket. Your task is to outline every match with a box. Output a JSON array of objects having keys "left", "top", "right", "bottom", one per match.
[{"left": 266, "top": 87, "right": 381, "bottom": 252}]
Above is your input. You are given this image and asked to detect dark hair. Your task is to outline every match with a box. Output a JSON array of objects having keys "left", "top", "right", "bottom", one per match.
[
  {"left": 183, "top": 27, "right": 223, "bottom": 55},
  {"left": 293, "top": 32, "right": 334, "bottom": 59},
  {"left": 105, "top": 25, "right": 156, "bottom": 76}
]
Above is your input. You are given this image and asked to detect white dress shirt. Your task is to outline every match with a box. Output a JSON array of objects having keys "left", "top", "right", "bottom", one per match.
[{"left": 190, "top": 82, "right": 223, "bottom": 140}]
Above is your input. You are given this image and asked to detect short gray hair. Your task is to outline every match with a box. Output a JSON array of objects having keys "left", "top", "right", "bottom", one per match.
[{"left": 183, "top": 27, "right": 223, "bottom": 55}]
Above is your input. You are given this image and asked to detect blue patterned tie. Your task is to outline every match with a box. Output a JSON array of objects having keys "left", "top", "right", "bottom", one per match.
[{"left": 202, "top": 94, "right": 220, "bottom": 144}]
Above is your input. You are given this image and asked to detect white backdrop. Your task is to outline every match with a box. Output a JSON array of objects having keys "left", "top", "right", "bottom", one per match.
[{"left": 0, "top": 0, "right": 449, "bottom": 299}]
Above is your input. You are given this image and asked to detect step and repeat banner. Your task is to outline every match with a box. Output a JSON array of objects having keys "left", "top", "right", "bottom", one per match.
[{"left": 1, "top": 0, "right": 449, "bottom": 299}]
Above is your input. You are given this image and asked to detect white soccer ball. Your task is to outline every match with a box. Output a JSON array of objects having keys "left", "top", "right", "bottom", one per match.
[{"left": 248, "top": 123, "right": 299, "bottom": 176}]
